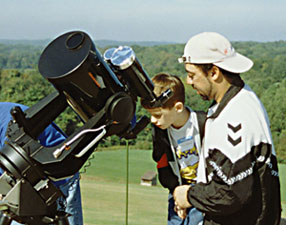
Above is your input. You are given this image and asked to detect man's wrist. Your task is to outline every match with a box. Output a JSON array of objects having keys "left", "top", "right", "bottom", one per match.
[
  {"left": 173, "top": 185, "right": 193, "bottom": 208},
  {"left": 186, "top": 185, "right": 192, "bottom": 207}
]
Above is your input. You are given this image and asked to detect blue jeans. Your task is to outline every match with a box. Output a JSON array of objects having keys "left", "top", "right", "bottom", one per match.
[
  {"left": 57, "top": 173, "right": 83, "bottom": 225},
  {"left": 168, "top": 193, "right": 203, "bottom": 225}
]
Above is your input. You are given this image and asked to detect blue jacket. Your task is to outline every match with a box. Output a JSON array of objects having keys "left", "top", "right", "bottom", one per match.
[
  {"left": 0, "top": 102, "right": 83, "bottom": 225},
  {"left": 0, "top": 102, "right": 66, "bottom": 186}
]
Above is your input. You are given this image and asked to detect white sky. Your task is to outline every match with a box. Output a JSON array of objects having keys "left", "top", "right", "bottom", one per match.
[{"left": 0, "top": 0, "right": 285, "bottom": 43}]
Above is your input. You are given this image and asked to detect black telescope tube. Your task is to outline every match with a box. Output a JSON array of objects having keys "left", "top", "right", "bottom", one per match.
[{"left": 38, "top": 31, "right": 124, "bottom": 121}]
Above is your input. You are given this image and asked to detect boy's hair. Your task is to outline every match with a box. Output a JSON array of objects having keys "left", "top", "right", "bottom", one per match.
[{"left": 142, "top": 73, "right": 185, "bottom": 109}]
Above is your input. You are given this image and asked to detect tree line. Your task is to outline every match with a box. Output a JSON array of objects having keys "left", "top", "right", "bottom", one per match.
[{"left": 0, "top": 40, "right": 285, "bottom": 162}]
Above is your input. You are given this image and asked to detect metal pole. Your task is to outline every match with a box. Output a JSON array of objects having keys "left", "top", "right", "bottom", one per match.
[{"left": 125, "top": 141, "right": 129, "bottom": 225}]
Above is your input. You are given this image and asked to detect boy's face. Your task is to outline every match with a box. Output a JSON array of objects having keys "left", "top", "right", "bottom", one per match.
[{"left": 147, "top": 106, "right": 177, "bottom": 130}]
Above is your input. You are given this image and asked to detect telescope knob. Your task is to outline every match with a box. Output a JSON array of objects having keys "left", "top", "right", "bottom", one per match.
[{"left": 105, "top": 92, "right": 135, "bottom": 124}]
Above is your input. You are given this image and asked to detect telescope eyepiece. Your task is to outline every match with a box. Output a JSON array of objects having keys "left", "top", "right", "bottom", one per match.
[{"left": 65, "top": 32, "right": 85, "bottom": 50}]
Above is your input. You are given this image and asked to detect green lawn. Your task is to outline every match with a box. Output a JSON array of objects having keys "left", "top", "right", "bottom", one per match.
[
  {"left": 80, "top": 149, "right": 286, "bottom": 224},
  {"left": 81, "top": 149, "right": 168, "bottom": 225},
  {"left": 279, "top": 163, "right": 286, "bottom": 218},
  {"left": 81, "top": 179, "right": 168, "bottom": 225}
]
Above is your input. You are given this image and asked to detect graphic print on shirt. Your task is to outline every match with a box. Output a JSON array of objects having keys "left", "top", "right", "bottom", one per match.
[
  {"left": 227, "top": 123, "right": 242, "bottom": 146},
  {"left": 175, "top": 136, "right": 199, "bottom": 183}
]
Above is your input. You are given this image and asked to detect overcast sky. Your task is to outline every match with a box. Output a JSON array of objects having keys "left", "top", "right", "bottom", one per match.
[{"left": 0, "top": 0, "right": 285, "bottom": 43}]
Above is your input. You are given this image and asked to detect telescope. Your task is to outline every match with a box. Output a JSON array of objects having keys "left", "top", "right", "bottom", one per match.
[{"left": 0, "top": 31, "right": 172, "bottom": 225}]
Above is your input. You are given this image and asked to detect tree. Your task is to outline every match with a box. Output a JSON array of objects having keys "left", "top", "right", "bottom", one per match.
[{"left": 0, "top": 41, "right": 285, "bottom": 160}]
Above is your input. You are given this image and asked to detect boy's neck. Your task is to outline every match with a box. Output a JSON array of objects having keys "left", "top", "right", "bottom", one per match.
[{"left": 171, "top": 107, "right": 190, "bottom": 129}]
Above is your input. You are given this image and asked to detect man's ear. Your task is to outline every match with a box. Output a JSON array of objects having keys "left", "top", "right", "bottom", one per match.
[
  {"left": 210, "top": 66, "right": 222, "bottom": 81},
  {"left": 174, "top": 102, "right": 184, "bottom": 113}
]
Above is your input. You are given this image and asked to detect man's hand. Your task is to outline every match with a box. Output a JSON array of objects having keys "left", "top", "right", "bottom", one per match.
[
  {"left": 174, "top": 202, "right": 187, "bottom": 220},
  {"left": 173, "top": 185, "right": 192, "bottom": 209}
]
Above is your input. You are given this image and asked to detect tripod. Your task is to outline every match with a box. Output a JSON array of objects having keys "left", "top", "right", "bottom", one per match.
[{"left": 0, "top": 210, "right": 70, "bottom": 225}]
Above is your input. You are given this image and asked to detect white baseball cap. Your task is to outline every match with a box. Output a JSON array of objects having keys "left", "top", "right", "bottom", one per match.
[{"left": 178, "top": 32, "right": 253, "bottom": 73}]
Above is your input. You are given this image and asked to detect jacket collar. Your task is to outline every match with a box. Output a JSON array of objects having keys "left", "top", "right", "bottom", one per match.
[{"left": 208, "top": 82, "right": 244, "bottom": 119}]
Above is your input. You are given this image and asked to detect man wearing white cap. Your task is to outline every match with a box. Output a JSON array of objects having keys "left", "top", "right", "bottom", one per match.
[{"left": 173, "top": 32, "right": 281, "bottom": 225}]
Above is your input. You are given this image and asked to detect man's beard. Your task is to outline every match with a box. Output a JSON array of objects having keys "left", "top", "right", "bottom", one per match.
[
  {"left": 194, "top": 87, "right": 210, "bottom": 101},
  {"left": 200, "top": 94, "right": 209, "bottom": 101},
  {"left": 194, "top": 79, "right": 212, "bottom": 101}
]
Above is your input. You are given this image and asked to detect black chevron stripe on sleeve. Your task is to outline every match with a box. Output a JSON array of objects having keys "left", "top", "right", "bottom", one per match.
[
  {"left": 227, "top": 123, "right": 242, "bottom": 133},
  {"left": 227, "top": 135, "right": 242, "bottom": 146},
  {"left": 227, "top": 123, "right": 242, "bottom": 146}
]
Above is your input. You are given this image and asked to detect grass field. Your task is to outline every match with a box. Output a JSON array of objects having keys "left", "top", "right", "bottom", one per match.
[
  {"left": 279, "top": 163, "right": 286, "bottom": 218},
  {"left": 80, "top": 149, "right": 286, "bottom": 224}
]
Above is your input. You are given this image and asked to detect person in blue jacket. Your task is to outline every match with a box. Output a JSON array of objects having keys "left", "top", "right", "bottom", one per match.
[{"left": 0, "top": 102, "right": 83, "bottom": 225}]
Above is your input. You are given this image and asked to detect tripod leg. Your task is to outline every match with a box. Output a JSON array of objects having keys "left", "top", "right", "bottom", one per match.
[{"left": 0, "top": 212, "right": 12, "bottom": 225}]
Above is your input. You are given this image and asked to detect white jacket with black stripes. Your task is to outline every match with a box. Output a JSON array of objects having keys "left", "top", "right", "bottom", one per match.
[{"left": 188, "top": 84, "right": 281, "bottom": 225}]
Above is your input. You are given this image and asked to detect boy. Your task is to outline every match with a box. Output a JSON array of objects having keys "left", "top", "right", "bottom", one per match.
[{"left": 141, "top": 73, "right": 205, "bottom": 225}]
